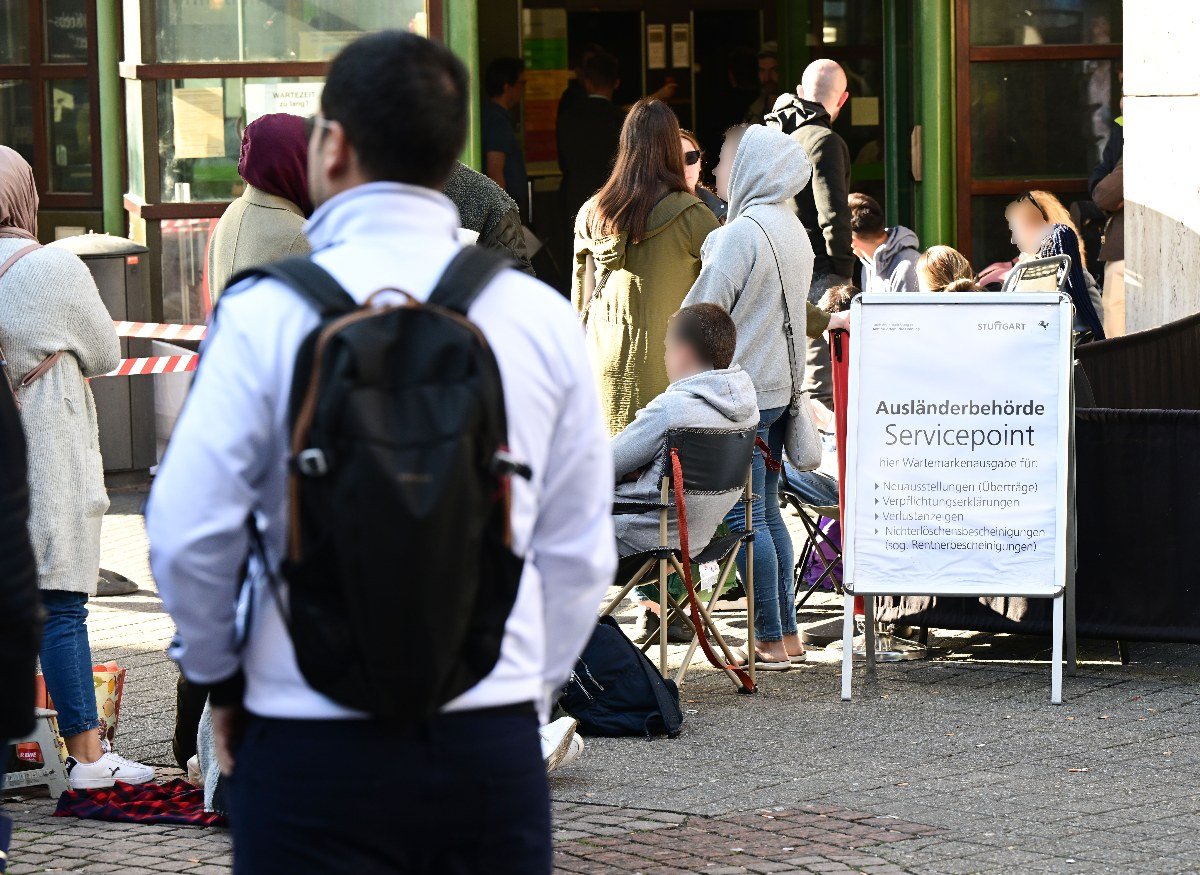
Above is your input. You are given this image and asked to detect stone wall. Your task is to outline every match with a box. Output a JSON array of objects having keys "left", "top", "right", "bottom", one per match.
[{"left": 1123, "top": 4, "right": 1200, "bottom": 332}]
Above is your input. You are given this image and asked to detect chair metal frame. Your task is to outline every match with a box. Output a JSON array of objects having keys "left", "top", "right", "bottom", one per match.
[
  {"left": 778, "top": 466, "right": 843, "bottom": 611},
  {"left": 600, "top": 428, "right": 757, "bottom": 690},
  {"left": 790, "top": 502, "right": 843, "bottom": 611}
]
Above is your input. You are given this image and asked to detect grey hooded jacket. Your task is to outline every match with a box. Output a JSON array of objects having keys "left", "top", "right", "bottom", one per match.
[
  {"left": 612, "top": 365, "right": 758, "bottom": 557},
  {"left": 684, "top": 125, "right": 816, "bottom": 412},
  {"left": 865, "top": 226, "right": 921, "bottom": 294}
]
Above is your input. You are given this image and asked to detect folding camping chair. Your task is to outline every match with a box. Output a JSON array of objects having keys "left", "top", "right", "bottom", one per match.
[
  {"left": 1002, "top": 255, "right": 1071, "bottom": 293},
  {"left": 778, "top": 466, "right": 843, "bottom": 611},
  {"left": 600, "top": 427, "right": 758, "bottom": 691}
]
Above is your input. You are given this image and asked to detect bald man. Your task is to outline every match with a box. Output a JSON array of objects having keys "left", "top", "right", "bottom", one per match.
[{"left": 765, "top": 58, "right": 853, "bottom": 298}]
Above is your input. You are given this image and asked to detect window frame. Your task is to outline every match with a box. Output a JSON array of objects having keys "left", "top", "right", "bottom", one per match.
[
  {"left": 0, "top": 0, "right": 102, "bottom": 209},
  {"left": 954, "top": 0, "right": 1121, "bottom": 261},
  {"left": 121, "top": 0, "right": 443, "bottom": 223}
]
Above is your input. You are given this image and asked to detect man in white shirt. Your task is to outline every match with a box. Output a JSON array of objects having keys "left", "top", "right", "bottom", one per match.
[{"left": 146, "top": 32, "right": 615, "bottom": 873}]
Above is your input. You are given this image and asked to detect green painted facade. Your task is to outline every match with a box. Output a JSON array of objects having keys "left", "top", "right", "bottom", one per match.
[
  {"left": 96, "top": 0, "right": 123, "bottom": 235},
  {"left": 914, "top": 0, "right": 956, "bottom": 247},
  {"left": 446, "top": 0, "right": 482, "bottom": 169},
  {"left": 91, "top": 0, "right": 960, "bottom": 246}
]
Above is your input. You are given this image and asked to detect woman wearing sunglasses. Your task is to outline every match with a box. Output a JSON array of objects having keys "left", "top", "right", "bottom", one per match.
[
  {"left": 573, "top": 99, "right": 720, "bottom": 435},
  {"left": 1005, "top": 190, "right": 1105, "bottom": 338},
  {"left": 680, "top": 130, "right": 727, "bottom": 222}
]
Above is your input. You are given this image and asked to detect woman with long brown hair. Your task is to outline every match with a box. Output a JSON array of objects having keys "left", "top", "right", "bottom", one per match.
[{"left": 572, "top": 98, "right": 720, "bottom": 434}]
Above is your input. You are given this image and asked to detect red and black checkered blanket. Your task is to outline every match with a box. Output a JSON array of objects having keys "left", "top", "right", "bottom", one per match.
[{"left": 54, "top": 779, "right": 227, "bottom": 828}]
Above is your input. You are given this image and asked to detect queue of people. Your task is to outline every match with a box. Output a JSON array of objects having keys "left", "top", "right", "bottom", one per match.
[{"left": 1, "top": 29, "right": 1129, "bottom": 875}]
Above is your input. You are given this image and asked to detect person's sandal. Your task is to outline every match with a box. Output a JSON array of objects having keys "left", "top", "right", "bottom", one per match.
[
  {"left": 788, "top": 651, "right": 807, "bottom": 664},
  {"left": 733, "top": 649, "right": 792, "bottom": 671}
]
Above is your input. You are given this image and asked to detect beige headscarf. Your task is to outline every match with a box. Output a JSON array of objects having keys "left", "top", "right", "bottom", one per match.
[{"left": 0, "top": 146, "right": 39, "bottom": 241}]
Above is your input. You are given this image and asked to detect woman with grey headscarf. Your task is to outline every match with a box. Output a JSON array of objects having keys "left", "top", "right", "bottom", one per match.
[{"left": 0, "top": 146, "right": 153, "bottom": 791}]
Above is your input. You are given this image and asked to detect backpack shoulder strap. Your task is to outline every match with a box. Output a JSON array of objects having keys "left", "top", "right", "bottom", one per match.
[
  {"left": 626, "top": 623, "right": 685, "bottom": 737},
  {"left": 427, "top": 246, "right": 513, "bottom": 315},
  {"left": 228, "top": 257, "right": 357, "bottom": 319}
]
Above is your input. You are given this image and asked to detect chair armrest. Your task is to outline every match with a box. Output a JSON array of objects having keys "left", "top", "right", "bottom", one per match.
[{"left": 612, "top": 501, "right": 669, "bottom": 516}]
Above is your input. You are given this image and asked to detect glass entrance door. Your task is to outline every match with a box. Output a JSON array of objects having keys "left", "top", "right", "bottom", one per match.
[{"left": 955, "top": 0, "right": 1121, "bottom": 265}]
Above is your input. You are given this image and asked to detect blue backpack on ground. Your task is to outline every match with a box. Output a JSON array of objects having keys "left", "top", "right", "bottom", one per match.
[{"left": 560, "top": 616, "right": 684, "bottom": 738}]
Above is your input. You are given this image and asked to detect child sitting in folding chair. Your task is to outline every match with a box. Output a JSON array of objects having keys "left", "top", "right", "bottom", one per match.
[{"left": 610, "top": 304, "right": 758, "bottom": 643}]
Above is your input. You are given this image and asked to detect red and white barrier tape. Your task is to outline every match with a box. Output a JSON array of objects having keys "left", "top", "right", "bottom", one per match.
[
  {"left": 112, "top": 320, "right": 207, "bottom": 342},
  {"left": 97, "top": 354, "right": 198, "bottom": 378}
]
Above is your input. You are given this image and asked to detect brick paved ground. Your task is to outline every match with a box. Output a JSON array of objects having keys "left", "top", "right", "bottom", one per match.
[{"left": 5, "top": 484, "right": 1200, "bottom": 874}]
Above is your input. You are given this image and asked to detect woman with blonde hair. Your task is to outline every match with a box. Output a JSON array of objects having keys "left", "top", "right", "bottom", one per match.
[
  {"left": 1005, "top": 190, "right": 1105, "bottom": 337},
  {"left": 916, "top": 245, "right": 980, "bottom": 293}
]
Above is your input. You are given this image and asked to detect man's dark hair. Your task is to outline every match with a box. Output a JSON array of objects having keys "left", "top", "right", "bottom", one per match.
[
  {"left": 485, "top": 57, "right": 525, "bottom": 98},
  {"left": 582, "top": 50, "right": 619, "bottom": 91},
  {"left": 820, "top": 283, "right": 858, "bottom": 313},
  {"left": 321, "top": 31, "right": 467, "bottom": 190},
  {"left": 849, "top": 192, "right": 886, "bottom": 237},
  {"left": 669, "top": 304, "right": 738, "bottom": 370}
]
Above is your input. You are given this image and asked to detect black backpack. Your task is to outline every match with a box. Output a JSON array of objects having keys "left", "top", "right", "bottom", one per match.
[
  {"left": 560, "top": 616, "right": 684, "bottom": 738},
  {"left": 228, "top": 248, "right": 526, "bottom": 720}
]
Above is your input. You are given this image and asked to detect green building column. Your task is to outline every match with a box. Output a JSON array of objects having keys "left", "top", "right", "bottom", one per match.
[
  {"left": 777, "top": 0, "right": 811, "bottom": 96},
  {"left": 445, "top": 0, "right": 481, "bottom": 170},
  {"left": 96, "top": 0, "right": 124, "bottom": 235},
  {"left": 914, "top": 0, "right": 955, "bottom": 247}
]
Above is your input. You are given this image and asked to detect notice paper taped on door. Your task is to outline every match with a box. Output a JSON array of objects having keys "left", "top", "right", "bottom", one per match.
[{"left": 172, "top": 87, "right": 225, "bottom": 159}]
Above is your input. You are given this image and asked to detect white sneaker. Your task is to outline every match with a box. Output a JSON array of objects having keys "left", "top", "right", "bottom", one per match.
[
  {"left": 99, "top": 739, "right": 155, "bottom": 785},
  {"left": 558, "top": 733, "right": 584, "bottom": 771},
  {"left": 186, "top": 754, "right": 204, "bottom": 788},
  {"left": 539, "top": 717, "right": 578, "bottom": 773},
  {"left": 66, "top": 741, "right": 156, "bottom": 790}
]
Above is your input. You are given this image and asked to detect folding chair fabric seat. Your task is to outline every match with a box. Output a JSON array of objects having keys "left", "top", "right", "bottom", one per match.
[{"left": 694, "top": 529, "right": 749, "bottom": 565}]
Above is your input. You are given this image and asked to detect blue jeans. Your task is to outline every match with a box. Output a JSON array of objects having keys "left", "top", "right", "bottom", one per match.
[
  {"left": 726, "top": 406, "right": 796, "bottom": 644},
  {"left": 782, "top": 462, "right": 840, "bottom": 508},
  {"left": 39, "top": 591, "right": 99, "bottom": 739}
]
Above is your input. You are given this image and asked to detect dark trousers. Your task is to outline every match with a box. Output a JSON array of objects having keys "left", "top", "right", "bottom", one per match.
[{"left": 227, "top": 704, "right": 550, "bottom": 875}]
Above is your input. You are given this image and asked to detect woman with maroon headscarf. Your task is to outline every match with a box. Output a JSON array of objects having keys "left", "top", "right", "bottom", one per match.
[{"left": 206, "top": 113, "right": 314, "bottom": 302}]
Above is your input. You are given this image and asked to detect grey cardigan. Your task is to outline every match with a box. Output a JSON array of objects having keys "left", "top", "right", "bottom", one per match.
[{"left": 0, "top": 240, "right": 119, "bottom": 594}]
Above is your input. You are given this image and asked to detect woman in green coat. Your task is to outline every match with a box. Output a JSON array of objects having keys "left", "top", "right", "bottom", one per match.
[{"left": 573, "top": 99, "right": 720, "bottom": 435}]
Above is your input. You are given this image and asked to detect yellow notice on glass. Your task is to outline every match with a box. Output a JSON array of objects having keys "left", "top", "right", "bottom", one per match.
[
  {"left": 172, "top": 87, "right": 225, "bottom": 159},
  {"left": 850, "top": 96, "right": 880, "bottom": 127}
]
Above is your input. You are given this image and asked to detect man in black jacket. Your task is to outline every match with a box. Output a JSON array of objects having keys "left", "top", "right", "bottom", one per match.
[
  {"left": 765, "top": 58, "right": 853, "bottom": 301},
  {"left": 556, "top": 50, "right": 625, "bottom": 234},
  {"left": 0, "top": 376, "right": 43, "bottom": 856}
]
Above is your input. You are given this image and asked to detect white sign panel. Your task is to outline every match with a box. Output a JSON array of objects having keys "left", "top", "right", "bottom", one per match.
[
  {"left": 244, "top": 83, "right": 324, "bottom": 125},
  {"left": 845, "top": 293, "right": 1072, "bottom": 597}
]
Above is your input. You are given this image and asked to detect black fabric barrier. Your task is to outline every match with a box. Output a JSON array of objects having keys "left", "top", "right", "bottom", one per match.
[
  {"left": 1077, "top": 312, "right": 1200, "bottom": 409},
  {"left": 874, "top": 409, "right": 1200, "bottom": 643}
]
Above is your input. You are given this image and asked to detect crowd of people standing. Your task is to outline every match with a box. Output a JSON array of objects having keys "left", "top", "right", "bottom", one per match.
[{"left": 0, "top": 25, "right": 1131, "bottom": 875}]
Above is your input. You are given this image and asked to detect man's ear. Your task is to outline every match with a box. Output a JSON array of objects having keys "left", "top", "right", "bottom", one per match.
[
  {"left": 323, "top": 122, "right": 355, "bottom": 183},
  {"left": 838, "top": 91, "right": 850, "bottom": 109}
]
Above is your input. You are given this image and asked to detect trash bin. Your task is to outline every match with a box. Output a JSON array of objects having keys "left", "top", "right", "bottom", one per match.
[{"left": 49, "top": 233, "right": 154, "bottom": 473}]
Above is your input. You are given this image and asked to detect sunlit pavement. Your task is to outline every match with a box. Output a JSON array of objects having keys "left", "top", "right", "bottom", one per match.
[{"left": 5, "top": 483, "right": 1200, "bottom": 874}]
